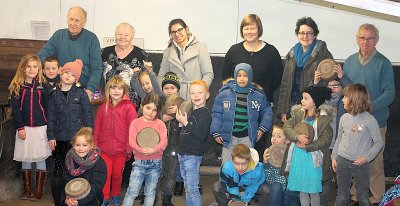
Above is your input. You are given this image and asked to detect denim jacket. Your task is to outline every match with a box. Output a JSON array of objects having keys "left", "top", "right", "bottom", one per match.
[{"left": 210, "top": 80, "right": 273, "bottom": 147}]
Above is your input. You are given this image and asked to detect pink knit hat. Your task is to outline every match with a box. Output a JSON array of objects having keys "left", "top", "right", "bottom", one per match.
[{"left": 61, "top": 59, "right": 83, "bottom": 82}]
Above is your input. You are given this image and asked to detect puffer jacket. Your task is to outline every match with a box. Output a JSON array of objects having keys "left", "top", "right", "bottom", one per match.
[
  {"left": 94, "top": 96, "right": 137, "bottom": 156},
  {"left": 47, "top": 84, "right": 93, "bottom": 141},
  {"left": 282, "top": 104, "right": 334, "bottom": 183},
  {"left": 277, "top": 40, "right": 333, "bottom": 116},
  {"left": 210, "top": 79, "right": 273, "bottom": 147}
]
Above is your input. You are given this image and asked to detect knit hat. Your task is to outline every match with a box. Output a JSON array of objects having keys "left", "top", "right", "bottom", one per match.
[
  {"left": 302, "top": 85, "right": 332, "bottom": 109},
  {"left": 162, "top": 72, "right": 180, "bottom": 90},
  {"left": 234, "top": 63, "right": 253, "bottom": 92},
  {"left": 60, "top": 59, "right": 83, "bottom": 82}
]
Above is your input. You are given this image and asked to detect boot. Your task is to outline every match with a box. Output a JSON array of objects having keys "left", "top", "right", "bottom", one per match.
[
  {"left": 31, "top": 170, "right": 47, "bottom": 201},
  {"left": 162, "top": 195, "right": 174, "bottom": 206},
  {"left": 173, "top": 182, "right": 184, "bottom": 196},
  {"left": 20, "top": 170, "right": 32, "bottom": 200}
]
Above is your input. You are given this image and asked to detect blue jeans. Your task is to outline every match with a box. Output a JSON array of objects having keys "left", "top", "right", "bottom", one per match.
[
  {"left": 335, "top": 156, "right": 371, "bottom": 206},
  {"left": 178, "top": 154, "right": 202, "bottom": 206},
  {"left": 267, "top": 182, "right": 285, "bottom": 206},
  {"left": 122, "top": 160, "right": 162, "bottom": 206},
  {"left": 284, "top": 189, "right": 300, "bottom": 206}
]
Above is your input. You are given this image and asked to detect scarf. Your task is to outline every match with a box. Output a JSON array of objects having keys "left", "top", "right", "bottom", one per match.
[
  {"left": 65, "top": 146, "right": 101, "bottom": 176},
  {"left": 294, "top": 39, "right": 317, "bottom": 68}
]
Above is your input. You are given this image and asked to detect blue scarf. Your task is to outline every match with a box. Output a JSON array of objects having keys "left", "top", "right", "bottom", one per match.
[{"left": 294, "top": 40, "right": 317, "bottom": 68}]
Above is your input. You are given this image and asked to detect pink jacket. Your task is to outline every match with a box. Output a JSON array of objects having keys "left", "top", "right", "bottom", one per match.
[
  {"left": 129, "top": 116, "right": 167, "bottom": 160},
  {"left": 94, "top": 96, "right": 137, "bottom": 156}
]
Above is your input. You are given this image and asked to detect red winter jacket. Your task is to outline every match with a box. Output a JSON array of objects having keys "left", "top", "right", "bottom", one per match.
[{"left": 94, "top": 96, "right": 137, "bottom": 156}]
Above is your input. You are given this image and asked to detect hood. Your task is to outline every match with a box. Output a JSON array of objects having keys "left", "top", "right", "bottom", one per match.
[
  {"left": 246, "top": 148, "right": 260, "bottom": 172},
  {"left": 290, "top": 103, "right": 335, "bottom": 117}
]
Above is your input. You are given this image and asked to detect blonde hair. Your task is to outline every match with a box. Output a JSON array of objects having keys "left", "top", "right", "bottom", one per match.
[
  {"left": 71, "top": 127, "right": 94, "bottom": 147},
  {"left": 231, "top": 144, "right": 251, "bottom": 162},
  {"left": 240, "top": 14, "right": 263, "bottom": 38},
  {"left": 104, "top": 76, "right": 128, "bottom": 112},
  {"left": 190, "top": 80, "right": 209, "bottom": 92},
  {"left": 8, "top": 54, "right": 44, "bottom": 97},
  {"left": 138, "top": 71, "right": 150, "bottom": 86},
  {"left": 343, "top": 84, "right": 371, "bottom": 115}
]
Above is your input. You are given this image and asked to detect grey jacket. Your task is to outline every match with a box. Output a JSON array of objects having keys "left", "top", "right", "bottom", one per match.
[
  {"left": 277, "top": 40, "right": 333, "bottom": 115},
  {"left": 158, "top": 36, "right": 214, "bottom": 100}
]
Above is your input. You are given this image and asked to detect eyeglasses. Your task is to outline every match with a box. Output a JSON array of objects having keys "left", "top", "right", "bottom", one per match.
[
  {"left": 357, "top": 36, "right": 376, "bottom": 42},
  {"left": 327, "top": 84, "right": 341, "bottom": 88},
  {"left": 170, "top": 28, "right": 185, "bottom": 36},
  {"left": 298, "top": 32, "right": 314, "bottom": 37}
]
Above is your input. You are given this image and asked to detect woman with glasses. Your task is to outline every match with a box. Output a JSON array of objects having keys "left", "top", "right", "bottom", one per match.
[{"left": 158, "top": 18, "right": 214, "bottom": 100}]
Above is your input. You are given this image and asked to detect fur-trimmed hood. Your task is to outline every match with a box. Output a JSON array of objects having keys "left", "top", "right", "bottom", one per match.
[{"left": 290, "top": 103, "right": 336, "bottom": 118}]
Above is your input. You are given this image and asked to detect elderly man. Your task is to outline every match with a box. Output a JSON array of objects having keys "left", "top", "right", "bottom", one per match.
[
  {"left": 339, "top": 23, "right": 395, "bottom": 205},
  {"left": 38, "top": 6, "right": 102, "bottom": 97}
]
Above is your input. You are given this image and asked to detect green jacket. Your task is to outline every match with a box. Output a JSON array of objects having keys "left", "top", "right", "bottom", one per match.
[{"left": 282, "top": 104, "right": 334, "bottom": 183}]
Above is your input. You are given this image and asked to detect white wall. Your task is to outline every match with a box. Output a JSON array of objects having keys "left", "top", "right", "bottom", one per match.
[{"left": 1, "top": 0, "right": 399, "bottom": 63}]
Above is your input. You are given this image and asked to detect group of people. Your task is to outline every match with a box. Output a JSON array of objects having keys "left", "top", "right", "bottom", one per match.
[{"left": 7, "top": 5, "right": 395, "bottom": 206}]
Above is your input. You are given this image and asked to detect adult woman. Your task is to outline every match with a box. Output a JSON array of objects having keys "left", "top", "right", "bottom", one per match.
[
  {"left": 158, "top": 18, "right": 214, "bottom": 100},
  {"left": 101, "top": 22, "right": 153, "bottom": 108},
  {"left": 222, "top": 14, "right": 283, "bottom": 104},
  {"left": 277, "top": 17, "right": 333, "bottom": 124}
]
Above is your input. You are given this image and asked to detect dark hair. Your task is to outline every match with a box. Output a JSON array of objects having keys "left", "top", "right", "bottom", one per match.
[
  {"left": 139, "top": 91, "right": 162, "bottom": 119},
  {"left": 295, "top": 17, "right": 319, "bottom": 36},
  {"left": 44, "top": 56, "right": 59, "bottom": 65},
  {"left": 342, "top": 84, "right": 371, "bottom": 115},
  {"left": 167, "top": 18, "right": 190, "bottom": 47}
]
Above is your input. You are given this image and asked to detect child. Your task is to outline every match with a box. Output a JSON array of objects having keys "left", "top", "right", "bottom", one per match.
[
  {"left": 43, "top": 56, "right": 61, "bottom": 91},
  {"left": 122, "top": 92, "right": 167, "bottom": 206},
  {"left": 8, "top": 54, "right": 52, "bottom": 201},
  {"left": 211, "top": 63, "right": 273, "bottom": 164},
  {"left": 263, "top": 124, "right": 290, "bottom": 206},
  {"left": 62, "top": 127, "right": 107, "bottom": 206},
  {"left": 131, "top": 70, "right": 163, "bottom": 100},
  {"left": 213, "top": 144, "right": 268, "bottom": 205},
  {"left": 332, "top": 84, "right": 383, "bottom": 206},
  {"left": 283, "top": 85, "right": 333, "bottom": 206},
  {"left": 158, "top": 72, "right": 183, "bottom": 205},
  {"left": 175, "top": 80, "right": 212, "bottom": 206},
  {"left": 47, "top": 59, "right": 93, "bottom": 206},
  {"left": 94, "top": 76, "right": 137, "bottom": 206}
]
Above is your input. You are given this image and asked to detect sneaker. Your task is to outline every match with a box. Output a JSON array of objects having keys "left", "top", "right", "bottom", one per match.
[
  {"left": 112, "top": 196, "right": 121, "bottom": 205},
  {"left": 101, "top": 200, "right": 109, "bottom": 206}
]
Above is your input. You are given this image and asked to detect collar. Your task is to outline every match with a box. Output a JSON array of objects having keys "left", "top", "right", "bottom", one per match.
[
  {"left": 358, "top": 49, "right": 377, "bottom": 65},
  {"left": 68, "top": 30, "right": 83, "bottom": 41}
]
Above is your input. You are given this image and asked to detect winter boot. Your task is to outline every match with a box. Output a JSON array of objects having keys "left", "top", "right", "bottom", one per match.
[
  {"left": 162, "top": 195, "right": 174, "bottom": 206},
  {"left": 20, "top": 170, "right": 32, "bottom": 200},
  {"left": 174, "top": 182, "right": 184, "bottom": 196},
  {"left": 30, "top": 170, "right": 46, "bottom": 201}
]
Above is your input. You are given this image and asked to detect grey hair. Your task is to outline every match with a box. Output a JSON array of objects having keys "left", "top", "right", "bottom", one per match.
[
  {"left": 115, "top": 22, "right": 135, "bottom": 36},
  {"left": 358, "top": 23, "right": 379, "bottom": 39},
  {"left": 68, "top": 6, "right": 87, "bottom": 19}
]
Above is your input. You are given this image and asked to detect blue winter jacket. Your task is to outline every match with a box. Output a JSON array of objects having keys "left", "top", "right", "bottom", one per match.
[
  {"left": 210, "top": 80, "right": 273, "bottom": 147},
  {"left": 220, "top": 160, "right": 266, "bottom": 203},
  {"left": 47, "top": 84, "right": 93, "bottom": 141}
]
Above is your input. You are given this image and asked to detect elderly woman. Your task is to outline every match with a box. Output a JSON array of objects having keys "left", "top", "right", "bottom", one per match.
[
  {"left": 158, "top": 18, "right": 214, "bottom": 100},
  {"left": 101, "top": 22, "right": 153, "bottom": 107}
]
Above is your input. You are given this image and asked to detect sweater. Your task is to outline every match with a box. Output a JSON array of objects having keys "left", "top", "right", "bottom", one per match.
[
  {"left": 223, "top": 41, "right": 283, "bottom": 102},
  {"left": 38, "top": 28, "right": 102, "bottom": 92},
  {"left": 332, "top": 112, "right": 383, "bottom": 162},
  {"left": 179, "top": 106, "right": 212, "bottom": 156},
  {"left": 129, "top": 116, "right": 167, "bottom": 160},
  {"left": 343, "top": 51, "right": 395, "bottom": 127}
]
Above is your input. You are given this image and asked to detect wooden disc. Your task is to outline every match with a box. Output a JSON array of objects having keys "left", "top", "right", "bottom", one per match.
[
  {"left": 294, "top": 122, "right": 314, "bottom": 142},
  {"left": 267, "top": 144, "right": 287, "bottom": 168},
  {"left": 317, "top": 59, "right": 337, "bottom": 81},
  {"left": 228, "top": 201, "right": 246, "bottom": 206},
  {"left": 179, "top": 100, "right": 193, "bottom": 114},
  {"left": 65, "top": 178, "right": 91, "bottom": 200},
  {"left": 165, "top": 94, "right": 184, "bottom": 111},
  {"left": 136, "top": 127, "right": 160, "bottom": 148}
]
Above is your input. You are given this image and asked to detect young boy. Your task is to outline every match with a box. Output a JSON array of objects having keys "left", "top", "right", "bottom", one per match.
[
  {"left": 159, "top": 72, "right": 182, "bottom": 206},
  {"left": 211, "top": 63, "right": 273, "bottom": 164},
  {"left": 47, "top": 59, "right": 93, "bottom": 206},
  {"left": 175, "top": 80, "right": 212, "bottom": 206},
  {"left": 263, "top": 124, "right": 290, "bottom": 206},
  {"left": 43, "top": 56, "right": 61, "bottom": 91},
  {"left": 213, "top": 144, "right": 268, "bottom": 205}
]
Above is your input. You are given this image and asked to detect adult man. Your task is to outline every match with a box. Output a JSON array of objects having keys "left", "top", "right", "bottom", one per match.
[
  {"left": 340, "top": 23, "right": 395, "bottom": 204},
  {"left": 38, "top": 6, "right": 102, "bottom": 97}
]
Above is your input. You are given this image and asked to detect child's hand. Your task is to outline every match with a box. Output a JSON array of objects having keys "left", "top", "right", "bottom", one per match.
[
  {"left": 297, "top": 134, "right": 310, "bottom": 145},
  {"left": 256, "top": 130, "right": 263, "bottom": 142},
  {"left": 214, "top": 136, "right": 224, "bottom": 145},
  {"left": 142, "top": 147, "right": 156, "bottom": 156},
  {"left": 332, "top": 159, "right": 337, "bottom": 172},
  {"left": 175, "top": 110, "right": 188, "bottom": 126},
  {"left": 281, "top": 114, "right": 288, "bottom": 124},
  {"left": 263, "top": 149, "right": 270, "bottom": 163},
  {"left": 314, "top": 70, "right": 321, "bottom": 85},
  {"left": 49, "top": 140, "right": 56, "bottom": 151},
  {"left": 162, "top": 114, "right": 174, "bottom": 122},
  {"left": 296, "top": 141, "right": 306, "bottom": 149},
  {"left": 334, "top": 64, "right": 344, "bottom": 78},
  {"left": 133, "top": 67, "right": 141, "bottom": 72},
  {"left": 353, "top": 157, "right": 367, "bottom": 166},
  {"left": 65, "top": 196, "right": 78, "bottom": 206},
  {"left": 167, "top": 105, "right": 178, "bottom": 115},
  {"left": 18, "top": 129, "right": 26, "bottom": 140},
  {"left": 143, "top": 60, "right": 153, "bottom": 72}
]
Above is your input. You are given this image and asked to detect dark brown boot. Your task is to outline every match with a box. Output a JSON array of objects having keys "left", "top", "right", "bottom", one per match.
[
  {"left": 30, "top": 170, "right": 46, "bottom": 201},
  {"left": 20, "top": 170, "right": 32, "bottom": 200}
]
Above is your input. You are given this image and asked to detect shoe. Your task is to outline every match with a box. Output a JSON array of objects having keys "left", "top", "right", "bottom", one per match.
[
  {"left": 348, "top": 200, "right": 359, "bottom": 206},
  {"left": 20, "top": 170, "right": 32, "bottom": 200},
  {"left": 112, "top": 196, "right": 121, "bottom": 205},
  {"left": 198, "top": 184, "right": 203, "bottom": 195},
  {"left": 101, "top": 200, "right": 109, "bottom": 206},
  {"left": 174, "top": 182, "right": 184, "bottom": 196},
  {"left": 162, "top": 195, "right": 174, "bottom": 206},
  {"left": 30, "top": 170, "right": 47, "bottom": 201}
]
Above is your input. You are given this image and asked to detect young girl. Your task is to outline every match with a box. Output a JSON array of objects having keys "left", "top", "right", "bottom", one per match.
[
  {"left": 332, "top": 84, "right": 383, "bottom": 206},
  {"left": 94, "top": 76, "right": 137, "bottom": 206},
  {"left": 122, "top": 92, "right": 167, "bottom": 206},
  {"left": 62, "top": 127, "right": 107, "bottom": 206},
  {"left": 8, "top": 54, "right": 52, "bottom": 201},
  {"left": 131, "top": 70, "right": 163, "bottom": 100},
  {"left": 46, "top": 59, "right": 93, "bottom": 206},
  {"left": 283, "top": 85, "right": 333, "bottom": 206}
]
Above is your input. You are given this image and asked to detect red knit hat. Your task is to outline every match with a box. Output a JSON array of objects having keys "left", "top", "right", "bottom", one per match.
[{"left": 61, "top": 59, "right": 83, "bottom": 82}]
